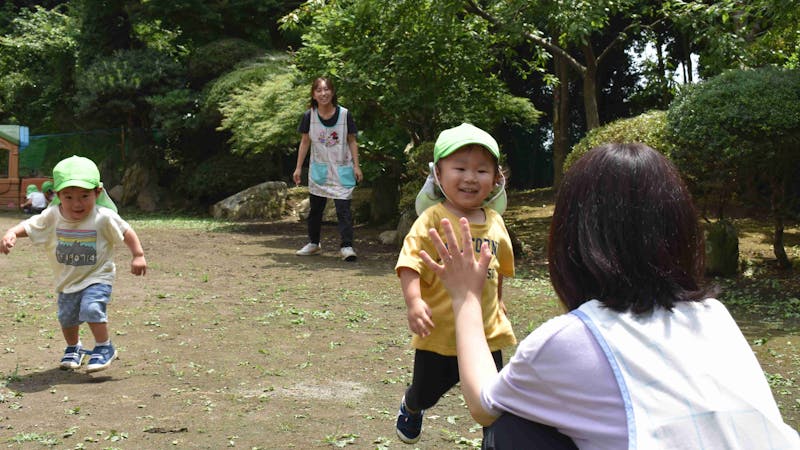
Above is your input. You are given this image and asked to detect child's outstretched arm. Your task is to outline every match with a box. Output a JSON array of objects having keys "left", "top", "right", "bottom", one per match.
[
  {"left": 123, "top": 228, "right": 147, "bottom": 276},
  {"left": 1, "top": 224, "right": 27, "bottom": 254},
  {"left": 399, "top": 267, "right": 434, "bottom": 338}
]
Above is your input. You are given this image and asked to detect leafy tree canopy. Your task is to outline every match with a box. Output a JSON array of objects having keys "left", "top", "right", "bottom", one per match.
[
  {"left": 283, "top": 0, "right": 539, "bottom": 147},
  {"left": 0, "top": 5, "right": 77, "bottom": 128}
]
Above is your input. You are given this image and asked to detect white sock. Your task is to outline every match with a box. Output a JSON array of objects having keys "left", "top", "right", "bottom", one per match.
[{"left": 95, "top": 340, "right": 111, "bottom": 347}]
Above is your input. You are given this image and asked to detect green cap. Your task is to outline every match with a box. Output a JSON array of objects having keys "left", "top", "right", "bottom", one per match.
[
  {"left": 53, "top": 156, "right": 101, "bottom": 192},
  {"left": 50, "top": 155, "right": 118, "bottom": 213},
  {"left": 41, "top": 180, "right": 54, "bottom": 192},
  {"left": 433, "top": 123, "right": 499, "bottom": 164},
  {"left": 26, "top": 184, "right": 39, "bottom": 195}
]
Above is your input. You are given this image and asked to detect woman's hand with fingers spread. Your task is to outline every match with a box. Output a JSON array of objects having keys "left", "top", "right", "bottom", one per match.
[{"left": 419, "top": 217, "right": 492, "bottom": 308}]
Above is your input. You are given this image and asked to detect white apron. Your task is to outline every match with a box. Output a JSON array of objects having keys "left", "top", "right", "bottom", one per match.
[
  {"left": 308, "top": 106, "right": 355, "bottom": 200},
  {"left": 573, "top": 299, "right": 800, "bottom": 450}
]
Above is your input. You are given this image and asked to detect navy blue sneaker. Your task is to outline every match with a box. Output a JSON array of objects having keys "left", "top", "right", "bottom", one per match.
[
  {"left": 60, "top": 344, "right": 85, "bottom": 370},
  {"left": 396, "top": 397, "right": 424, "bottom": 444},
  {"left": 86, "top": 343, "right": 117, "bottom": 373}
]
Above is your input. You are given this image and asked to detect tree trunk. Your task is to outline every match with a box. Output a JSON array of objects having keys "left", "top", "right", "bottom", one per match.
[
  {"left": 655, "top": 36, "right": 669, "bottom": 107},
  {"left": 682, "top": 34, "right": 693, "bottom": 83},
  {"left": 772, "top": 186, "right": 791, "bottom": 269},
  {"left": 773, "top": 215, "right": 790, "bottom": 269},
  {"left": 552, "top": 54, "right": 570, "bottom": 188},
  {"left": 581, "top": 44, "right": 600, "bottom": 130}
]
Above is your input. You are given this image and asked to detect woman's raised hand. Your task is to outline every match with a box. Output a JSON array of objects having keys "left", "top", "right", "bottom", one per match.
[{"left": 419, "top": 217, "right": 492, "bottom": 306}]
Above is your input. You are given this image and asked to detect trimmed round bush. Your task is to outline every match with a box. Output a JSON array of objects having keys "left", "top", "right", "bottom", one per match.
[{"left": 565, "top": 110, "right": 673, "bottom": 173}]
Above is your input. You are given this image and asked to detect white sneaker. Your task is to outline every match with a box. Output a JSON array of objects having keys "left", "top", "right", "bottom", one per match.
[
  {"left": 296, "top": 243, "right": 321, "bottom": 256},
  {"left": 340, "top": 246, "right": 357, "bottom": 262}
]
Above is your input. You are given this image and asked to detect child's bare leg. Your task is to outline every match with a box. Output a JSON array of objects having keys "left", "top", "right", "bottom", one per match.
[
  {"left": 87, "top": 322, "right": 109, "bottom": 343},
  {"left": 61, "top": 326, "right": 80, "bottom": 346}
]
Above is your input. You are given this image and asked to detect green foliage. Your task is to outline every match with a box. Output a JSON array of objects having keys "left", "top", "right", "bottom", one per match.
[
  {"left": 285, "top": 0, "right": 538, "bottom": 148},
  {"left": 667, "top": 0, "right": 800, "bottom": 77},
  {"left": 74, "top": 48, "right": 184, "bottom": 126},
  {"left": 204, "top": 52, "right": 293, "bottom": 117},
  {"left": 0, "top": 5, "right": 78, "bottom": 127},
  {"left": 218, "top": 70, "right": 306, "bottom": 156},
  {"left": 187, "top": 38, "right": 264, "bottom": 86},
  {"left": 667, "top": 66, "right": 800, "bottom": 266},
  {"left": 75, "top": 0, "right": 139, "bottom": 67},
  {"left": 398, "top": 141, "right": 435, "bottom": 213},
  {"left": 182, "top": 151, "right": 280, "bottom": 204},
  {"left": 136, "top": 0, "right": 288, "bottom": 48},
  {"left": 148, "top": 88, "right": 203, "bottom": 137},
  {"left": 666, "top": 67, "right": 800, "bottom": 194},
  {"left": 565, "top": 110, "right": 674, "bottom": 172}
]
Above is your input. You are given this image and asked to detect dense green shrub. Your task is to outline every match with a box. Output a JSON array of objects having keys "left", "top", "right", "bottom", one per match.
[
  {"left": 565, "top": 110, "right": 673, "bottom": 172},
  {"left": 667, "top": 66, "right": 800, "bottom": 268},
  {"left": 218, "top": 71, "right": 305, "bottom": 157},
  {"left": 187, "top": 38, "right": 264, "bottom": 86},
  {"left": 203, "top": 52, "right": 293, "bottom": 118},
  {"left": 182, "top": 151, "right": 281, "bottom": 205}
]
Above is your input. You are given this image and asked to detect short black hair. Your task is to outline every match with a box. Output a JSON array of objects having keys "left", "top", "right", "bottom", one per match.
[{"left": 548, "top": 143, "right": 715, "bottom": 314}]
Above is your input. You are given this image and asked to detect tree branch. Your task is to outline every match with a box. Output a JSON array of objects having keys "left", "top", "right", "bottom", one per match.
[
  {"left": 597, "top": 18, "right": 666, "bottom": 66},
  {"left": 462, "top": 0, "right": 586, "bottom": 76}
]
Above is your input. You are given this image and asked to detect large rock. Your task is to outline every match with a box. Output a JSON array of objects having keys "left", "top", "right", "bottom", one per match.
[
  {"left": 296, "top": 197, "right": 339, "bottom": 222},
  {"left": 394, "top": 209, "right": 417, "bottom": 247},
  {"left": 119, "top": 164, "right": 150, "bottom": 206},
  {"left": 136, "top": 188, "right": 159, "bottom": 212},
  {"left": 211, "top": 181, "right": 288, "bottom": 220},
  {"left": 293, "top": 187, "right": 373, "bottom": 223}
]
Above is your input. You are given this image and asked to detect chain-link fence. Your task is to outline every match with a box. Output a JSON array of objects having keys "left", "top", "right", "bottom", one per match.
[{"left": 18, "top": 128, "right": 132, "bottom": 178}]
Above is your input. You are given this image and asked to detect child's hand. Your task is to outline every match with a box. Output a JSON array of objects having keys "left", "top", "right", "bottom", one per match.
[
  {"left": 407, "top": 298, "right": 434, "bottom": 338},
  {"left": 131, "top": 255, "right": 147, "bottom": 276},
  {"left": 1, "top": 231, "right": 16, "bottom": 254},
  {"left": 498, "top": 298, "right": 507, "bottom": 316}
]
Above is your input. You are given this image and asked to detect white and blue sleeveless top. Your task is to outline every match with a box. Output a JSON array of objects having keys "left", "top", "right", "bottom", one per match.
[
  {"left": 308, "top": 106, "right": 355, "bottom": 200},
  {"left": 573, "top": 299, "right": 800, "bottom": 449}
]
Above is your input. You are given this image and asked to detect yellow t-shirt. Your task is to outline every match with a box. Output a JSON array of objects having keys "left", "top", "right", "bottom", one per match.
[{"left": 396, "top": 203, "right": 516, "bottom": 356}]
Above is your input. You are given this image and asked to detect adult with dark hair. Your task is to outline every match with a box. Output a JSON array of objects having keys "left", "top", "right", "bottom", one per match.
[
  {"left": 293, "top": 76, "right": 362, "bottom": 262},
  {"left": 420, "top": 143, "right": 800, "bottom": 449}
]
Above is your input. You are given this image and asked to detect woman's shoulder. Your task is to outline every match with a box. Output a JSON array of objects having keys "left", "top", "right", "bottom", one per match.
[{"left": 516, "top": 313, "right": 590, "bottom": 357}]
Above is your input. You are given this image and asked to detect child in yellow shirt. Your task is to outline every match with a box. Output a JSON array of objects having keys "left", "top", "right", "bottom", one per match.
[{"left": 394, "top": 123, "right": 515, "bottom": 444}]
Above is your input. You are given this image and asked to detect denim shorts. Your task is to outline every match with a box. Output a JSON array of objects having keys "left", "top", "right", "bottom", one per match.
[{"left": 57, "top": 283, "right": 112, "bottom": 328}]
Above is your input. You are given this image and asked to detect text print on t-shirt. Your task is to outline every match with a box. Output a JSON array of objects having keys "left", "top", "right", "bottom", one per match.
[
  {"left": 444, "top": 236, "right": 499, "bottom": 280},
  {"left": 55, "top": 228, "right": 97, "bottom": 266}
]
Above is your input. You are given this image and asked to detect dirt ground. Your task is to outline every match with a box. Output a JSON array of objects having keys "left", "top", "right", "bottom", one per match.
[{"left": 0, "top": 191, "right": 798, "bottom": 449}]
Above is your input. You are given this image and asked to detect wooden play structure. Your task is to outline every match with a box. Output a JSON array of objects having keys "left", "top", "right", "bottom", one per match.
[{"left": 0, "top": 125, "right": 50, "bottom": 211}]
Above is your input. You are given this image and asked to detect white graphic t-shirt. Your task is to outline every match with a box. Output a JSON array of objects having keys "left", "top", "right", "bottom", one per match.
[{"left": 23, "top": 205, "right": 131, "bottom": 293}]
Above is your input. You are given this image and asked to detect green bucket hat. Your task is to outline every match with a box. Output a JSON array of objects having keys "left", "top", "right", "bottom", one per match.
[
  {"left": 50, "top": 155, "right": 117, "bottom": 212},
  {"left": 416, "top": 123, "right": 507, "bottom": 216},
  {"left": 26, "top": 184, "right": 39, "bottom": 195},
  {"left": 41, "top": 180, "right": 54, "bottom": 192},
  {"left": 433, "top": 123, "right": 500, "bottom": 164}
]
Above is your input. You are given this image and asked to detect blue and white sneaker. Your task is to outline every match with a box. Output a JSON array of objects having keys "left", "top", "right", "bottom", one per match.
[
  {"left": 396, "top": 396, "right": 424, "bottom": 444},
  {"left": 86, "top": 343, "right": 117, "bottom": 373},
  {"left": 60, "top": 344, "right": 85, "bottom": 370}
]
